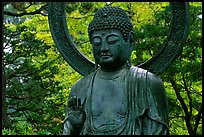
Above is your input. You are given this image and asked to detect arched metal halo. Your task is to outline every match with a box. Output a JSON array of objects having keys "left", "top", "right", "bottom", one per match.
[{"left": 48, "top": 2, "right": 189, "bottom": 76}]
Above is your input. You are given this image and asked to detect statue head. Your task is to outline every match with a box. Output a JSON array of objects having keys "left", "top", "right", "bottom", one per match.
[
  {"left": 88, "top": 6, "right": 133, "bottom": 42},
  {"left": 88, "top": 6, "right": 134, "bottom": 71}
]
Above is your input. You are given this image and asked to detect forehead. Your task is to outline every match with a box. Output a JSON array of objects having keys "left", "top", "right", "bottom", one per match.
[{"left": 91, "top": 29, "right": 123, "bottom": 37}]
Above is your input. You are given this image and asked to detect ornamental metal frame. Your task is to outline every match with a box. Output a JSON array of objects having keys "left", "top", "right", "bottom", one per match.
[{"left": 48, "top": 2, "right": 189, "bottom": 76}]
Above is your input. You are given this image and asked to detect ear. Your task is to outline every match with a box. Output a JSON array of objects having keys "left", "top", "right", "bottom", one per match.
[{"left": 128, "top": 31, "right": 135, "bottom": 52}]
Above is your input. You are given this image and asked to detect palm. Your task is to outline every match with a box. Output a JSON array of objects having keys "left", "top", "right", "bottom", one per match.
[{"left": 67, "top": 96, "right": 86, "bottom": 128}]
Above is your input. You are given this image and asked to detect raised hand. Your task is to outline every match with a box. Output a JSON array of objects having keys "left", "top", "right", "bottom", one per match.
[{"left": 67, "top": 96, "right": 86, "bottom": 128}]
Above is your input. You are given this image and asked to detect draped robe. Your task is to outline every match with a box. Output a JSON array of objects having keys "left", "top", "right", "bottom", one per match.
[{"left": 63, "top": 66, "right": 169, "bottom": 135}]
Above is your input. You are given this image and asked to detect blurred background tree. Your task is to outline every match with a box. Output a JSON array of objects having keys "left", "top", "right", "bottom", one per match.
[{"left": 2, "top": 2, "right": 202, "bottom": 135}]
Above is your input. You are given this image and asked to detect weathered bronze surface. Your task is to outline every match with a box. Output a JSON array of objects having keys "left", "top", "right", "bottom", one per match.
[
  {"left": 48, "top": 2, "right": 189, "bottom": 76},
  {"left": 47, "top": 2, "right": 190, "bottom": 135},
  {"left": 63, "top": 6, "right": 169, "bottom": 135}
]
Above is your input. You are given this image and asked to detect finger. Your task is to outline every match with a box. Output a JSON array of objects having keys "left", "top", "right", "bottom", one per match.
[
  {"left": 68, "top": 97, "right": 74, "bottom": 109},
  {"left": 68, "top": 96, "right": 76, "bottom": 110},
  {"left": 76, "top": 97, "right": 79, "bottom": 108},
  {"left": 73, "top": 96, "right": 77, "bottom": 110},
  {"left": 77, "top": 98, "right": 82, "bottom": 109}
]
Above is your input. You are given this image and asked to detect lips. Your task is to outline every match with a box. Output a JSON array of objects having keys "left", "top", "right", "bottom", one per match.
[
  {"left": 100, "top": 55, "right": 112, "bottom": 59},
  {"left": 100, "top": 52, "right": 112, "bottom": 57}
]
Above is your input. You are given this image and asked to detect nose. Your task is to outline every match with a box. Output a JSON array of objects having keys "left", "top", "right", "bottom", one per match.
[{"left": 100, "top": 40, "right": 109, "bottom": 52}]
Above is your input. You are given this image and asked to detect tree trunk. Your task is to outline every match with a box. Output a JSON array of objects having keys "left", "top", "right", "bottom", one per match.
[
  {"left": 2, "top": 58, "right": 11, "bottom": 129},
  {"left": 168, "top": 74, "right": 194, "bottom": 135}
]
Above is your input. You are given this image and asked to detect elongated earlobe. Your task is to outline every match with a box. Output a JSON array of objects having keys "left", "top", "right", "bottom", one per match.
[
  {"left": 126, "top": 31, "right": 134, "bottom": 68},
  {"left": 127, "top": 31, "right": 134, "bottom": 56},
  {"left": 129, "top": 31, "right": 134, "bottom": 46}
]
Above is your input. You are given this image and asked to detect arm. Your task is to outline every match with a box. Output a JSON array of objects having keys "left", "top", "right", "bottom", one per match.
[
  {"left": 63, "top": 96, "right": 86, "bottom": 135},
  {"left": 142, "top": 72, "right": 169, "bottom": 135},
  {"left": 142, "top": 116, "right": 169, "bottom": 135},
  {"left": 63, "top": 80, "right": 86, "bottom": 135},
  {"left": 63, "top": 105, "right": 86, "bottom": 135},
  {"left": 63, "top": 115, "right": 73, "bottom": 135}
]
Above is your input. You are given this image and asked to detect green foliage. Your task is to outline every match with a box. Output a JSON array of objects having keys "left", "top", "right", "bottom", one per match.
[
  {"left": 160, "top": 2, "right": 202, "bottom": 135},
  {"left": 2, "top": 128, "right": 16, "bottom": 135},
  {"left": 3, "top": 2, "right": 202, "bottom": 135},
  {"left": 3, "top": 3, "right": 68, "bottom": 134},
  {"left": 2, "top": 116, "right": 52, "bottom": 135}
]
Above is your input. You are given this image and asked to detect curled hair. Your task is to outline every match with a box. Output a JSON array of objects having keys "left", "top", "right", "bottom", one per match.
[{"left": 88, "top": 6, "right": 133, "bottom": 42}]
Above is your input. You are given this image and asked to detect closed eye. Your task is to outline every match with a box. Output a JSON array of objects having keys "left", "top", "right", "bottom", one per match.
[
  {"left": 107, "top": 35, "right": 119, "bottom": 44},
  {"left": 92, "top": 37, "right": 102, "bottom": 46}
]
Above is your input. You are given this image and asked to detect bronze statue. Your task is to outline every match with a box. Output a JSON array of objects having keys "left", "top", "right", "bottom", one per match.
[{"left": 63, "top": 6, "right": 169, "bottom": 135}]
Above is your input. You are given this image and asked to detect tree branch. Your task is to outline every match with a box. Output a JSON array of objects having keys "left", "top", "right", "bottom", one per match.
[
  {"left": 182, "top": 74, "right": 192, "bottom": 118},
  {"left": 193, "top": 102, "right": 202, "bottom": 135},
  {"left": 21, "top": 2, "right": 33, "bottom": 10},
  {"left": 75, "top": 40, "right": 90, "bottom": 46},
  {"left": 3, "top": 5, "right": 47, "bottom": 17},
  {"left": 3, "top": 29, "right": 21, "bottom": 45},
  {"left": 168, "top": 74, "right": 194, "bottom": 135}
]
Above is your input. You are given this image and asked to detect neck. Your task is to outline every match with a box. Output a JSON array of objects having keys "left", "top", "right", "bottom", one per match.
[
  {"left": 99, "top": 63, "right": 127, "bottom": 72},
  {"left": 97, "top": 64, "right": 128, "bottom": 80}
]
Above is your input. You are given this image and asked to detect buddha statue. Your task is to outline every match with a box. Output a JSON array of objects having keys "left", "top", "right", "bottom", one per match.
[{"left": 63, "top": 6, "right": 169, "bottom": 135}]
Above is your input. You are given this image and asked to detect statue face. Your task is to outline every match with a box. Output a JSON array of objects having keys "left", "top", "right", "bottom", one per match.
[{"left": 91, "top": 29, "right": 131, "bottom": 71}]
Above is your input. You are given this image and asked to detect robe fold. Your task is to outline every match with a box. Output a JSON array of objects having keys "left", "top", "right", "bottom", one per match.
[{"left": 63, "top": 66, "right": 169, "bottom": 135}]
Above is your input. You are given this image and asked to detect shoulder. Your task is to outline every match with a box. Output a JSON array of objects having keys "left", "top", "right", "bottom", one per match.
[
  {"left": 141, "top": 68, "right": 168, "bottom": 104},
  {"left": 146, "top": 71, "right": 164, "bottom": 87},
  {"left": 130, "top": 66, "right": 159, "bottom": 79},
  {"left": 130, "top": 66, "right": 165, "bottom": 91},
  {"left": 69, "top": 71, "right": 96, "bottom": 97},
  {"left": 73, "top": 71, "right": 96, "bottom": 88}
]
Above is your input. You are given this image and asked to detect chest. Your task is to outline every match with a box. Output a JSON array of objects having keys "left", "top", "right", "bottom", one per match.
[{"left": 91, "top": 76, "right": 127, "bottom": 117}]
